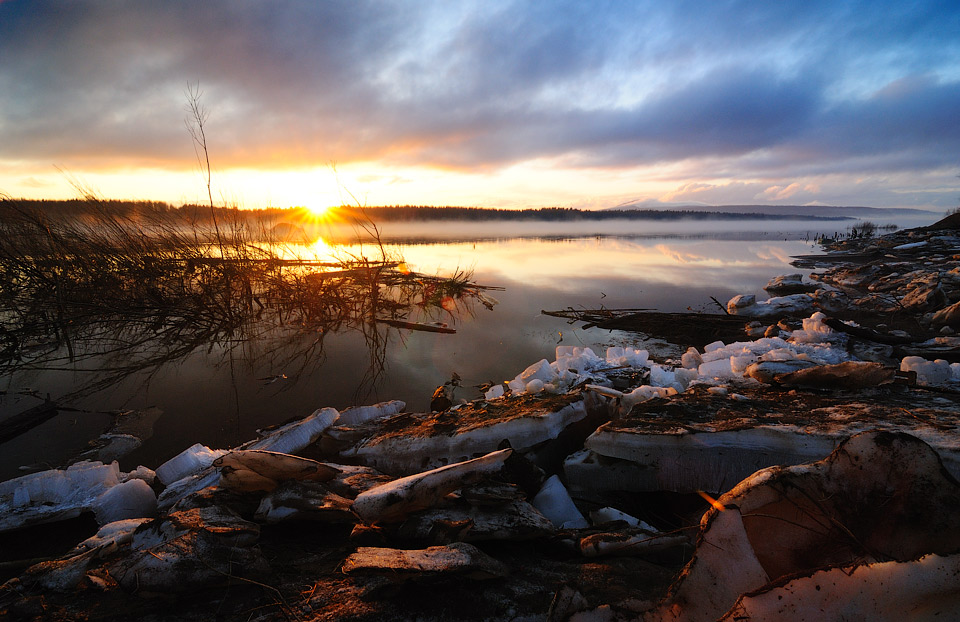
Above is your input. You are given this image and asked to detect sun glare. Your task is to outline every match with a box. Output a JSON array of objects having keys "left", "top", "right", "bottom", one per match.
[{"left": 304, "top": 202, "right": 335, "bottom": 218}]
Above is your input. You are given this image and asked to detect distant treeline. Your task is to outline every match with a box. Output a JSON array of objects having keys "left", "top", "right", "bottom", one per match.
[
  {"left": 342, "top": 205, "right": 850, "bottom": 221},
  {"left": 2, "top": 199, "right": 851, "bottom": 223}
]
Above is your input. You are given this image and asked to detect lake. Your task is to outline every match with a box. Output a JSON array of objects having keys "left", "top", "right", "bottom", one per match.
[{"left": 0, "top": 215, "right": 933, "bottom": 479}]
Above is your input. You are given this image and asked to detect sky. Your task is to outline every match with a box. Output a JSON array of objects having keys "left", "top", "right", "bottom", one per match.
[{"left": 1, "top": 0, "right": 959, "bottom": 212}]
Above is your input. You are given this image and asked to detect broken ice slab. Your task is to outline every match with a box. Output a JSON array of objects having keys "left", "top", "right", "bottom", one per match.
[
  {"left": 726, "top": 292, "right": 815, "bottom": 317},
  {"left": 213, "top": 450, "right": 340, "bottom": 492},
  {"left": 900, "top": 355, "right": 960, "bottom": 386},
  {"left": 763, "top": 273, "right": 820, "bottom": 295},
  {"left": 106, "top": 506, "right": 268, "bottom": 593},
  {"left": 531, "top": 474, "right": 588, "bottom": 529},
  {"left": 255, "top": 480, "right": 354, "bottom": 524},
  {"left": 568, "top": 386, "right": 960, "bottom": 495},
  {"left": 336, "top": 400, "right": 405, "bottom": 426},
  {"left": 343, "top": 393, "right": 601, "bottom": 475},
  {"left": 240, "top": 406, "right": 339, "bottom": 453},
  {"left": 155, "top": 443, "right": 226, "bottom": 486},
  {"left": 645, "top": 431, "right": 960, "bottom": 622},
  {"left": 352, "top": 448, "right": 512, "bottom": 524},
  {"left": 0, "top": 461, "right": 157, "bottom": 533},
  {"left": 342, "top": 542, "right": 509, "bottom": 581},
  {"left": 719, "top": 553, "right": 960, "bottom": 621},
  {"left": 156, "top": 467, "right": 220, "bottom": 511}
]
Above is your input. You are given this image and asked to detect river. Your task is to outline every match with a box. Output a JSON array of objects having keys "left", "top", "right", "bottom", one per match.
[{"left": 0, "top": 215, "right": 933, "bottom": 478}]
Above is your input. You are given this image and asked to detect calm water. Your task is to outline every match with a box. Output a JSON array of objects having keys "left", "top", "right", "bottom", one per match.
[{"left": 0, "top": 216, "right": 931, "bottom": 479}]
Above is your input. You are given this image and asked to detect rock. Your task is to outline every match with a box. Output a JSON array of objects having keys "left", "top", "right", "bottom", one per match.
[
  {"left": 901, "top": 283, "right": 947, "bottom": 311},
  {"left": 774, "top": 361, "right": 895, "bottom": 390},
  {"left": 392, "top": 496, "right": 555, "bottom": 543},
  {"left": 341, "top": 542, "right": 509, "bottom": 581},
  {"left": 932, "top": 300, "right": 960, "bottom": 327},
  {"left": 763, "top": 274, "right": 819, "bottom": 295},
  {"left": 743, "top": 359, "right": 819, "bottom": 384}
]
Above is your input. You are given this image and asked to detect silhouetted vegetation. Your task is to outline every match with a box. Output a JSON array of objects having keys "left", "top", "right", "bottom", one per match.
[{"left": 0, "top": 196, "right": 495, "bottom": 399}]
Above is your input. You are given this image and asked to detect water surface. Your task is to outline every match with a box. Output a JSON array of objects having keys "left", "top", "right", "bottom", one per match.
[{"left": 0, "top": 217, "right": 918, "bottom": 478}]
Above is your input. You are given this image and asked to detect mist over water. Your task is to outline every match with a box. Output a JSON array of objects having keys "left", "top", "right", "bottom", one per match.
[{"left": 0, "top": 216, "right": 937, "bottom": 479}]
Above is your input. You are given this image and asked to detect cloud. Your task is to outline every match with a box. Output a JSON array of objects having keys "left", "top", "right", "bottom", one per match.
[{"left": 1, "top": 0, "right": 959, "bottom": 208}]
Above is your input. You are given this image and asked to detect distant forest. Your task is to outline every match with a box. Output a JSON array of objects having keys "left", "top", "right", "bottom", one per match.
[{"left": 1, "top": 199, "right": 853, "bottom": 223}]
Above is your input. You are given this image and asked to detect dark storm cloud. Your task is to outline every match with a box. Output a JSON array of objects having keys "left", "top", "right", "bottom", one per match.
[{"left": 1, "top": 0, "right": 959, "bottom": 178}]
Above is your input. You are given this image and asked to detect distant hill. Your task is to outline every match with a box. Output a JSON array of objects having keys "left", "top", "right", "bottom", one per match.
[{"left": 604, "top": 203, "right": 939, "bottom": 219}]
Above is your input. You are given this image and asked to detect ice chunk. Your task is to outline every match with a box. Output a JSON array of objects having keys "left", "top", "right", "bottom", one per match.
[
  {"left": 901, "top": 356, "right": 954, "bottom": 386},
  {"left": 244, "top": 406, "right": 339, "bottom": 453},
  {"left": 648, "top": 364, "right": 676, "bottom": 387},
  {"left": 674, "top": 367, "right": 699, "bottom": 388},
  {"left": 484, "top": 384, "right": 505, "bottom": 400},
  {"left": 727, "top": 293, "right": 815, "bottom": 317},
  {"left": 73, "top": 518, "right": 152, "bottom": 554},
  {"left": 648, "top": 431, "right": 960, "bottom": 622},
  {"left": 555, "top": 346, "right": 603, "bottom": 373},
  {"left": 622, "top": 385, "right": 678, "bottom": 411},
  {"left": 519, "top": 359, "right": 555, "bottom": 384},
  {"left": 789, "top": 311, "right": 835, "bottom": 343},
  {"left": 764, "top": 273, "right": 818, "bottom": 294},
  {"left": 336, "top": 400, "right": 405, "bottom": 426},
  {"left": 606, "top": 346, "right": 649, "bottom": 367},
  {"left": 531, "top": 475, "right": 588, "bottom": 529},
  {"left": 92, "top": 478, "right": 157, "bottom": 525},
  {"left": 698, "top": 358, "right": 736, "bottom": 379},
  {"left": 726, "top": 294, "right": 756, "bottom": 313},
  {"left": 255, "top": 481, "right": 354, "bottom": 524},
  {"left": 350, "top": 396, "right": 595, "bottom": 474},
  {"left": 681, "top": 347, "right": 703, "bottom": 369},
  {"left": 155, "top": 443, "right": 225, "bottom": 486},
  {"left": 704, "top": 340, "right": 725, "bottom": 353},
  {"left": 525, "top": 379, "right": 545, "bottom": 394},
  {"left": 156, "top": 467, "right": 220, "bottom": 511},
  {"left": 353, "top": 448, "right": 512, "bottom": 524},
  {"left": 0, "top": 461, "right": 158, "bottom": 532}
]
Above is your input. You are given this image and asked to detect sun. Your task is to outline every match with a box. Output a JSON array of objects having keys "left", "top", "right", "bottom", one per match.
[{"left": 303, "top": 202, "right": 335, "bottom": 219}]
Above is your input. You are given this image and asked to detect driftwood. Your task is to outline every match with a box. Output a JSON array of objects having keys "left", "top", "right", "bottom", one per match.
[
  {"left": 542, "top": 308, "right": 749, "bottom": 349},
  {"left": 374, "top": 318, "right": 457, "bottom": 334},
  {"left": 0, "top": 399, "right": 58, "bottom": 445}
]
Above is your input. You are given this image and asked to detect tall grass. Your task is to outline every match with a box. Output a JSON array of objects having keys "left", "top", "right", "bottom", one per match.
[{"left": 0, "top": 194, "right": 493, "bottom": 399}]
